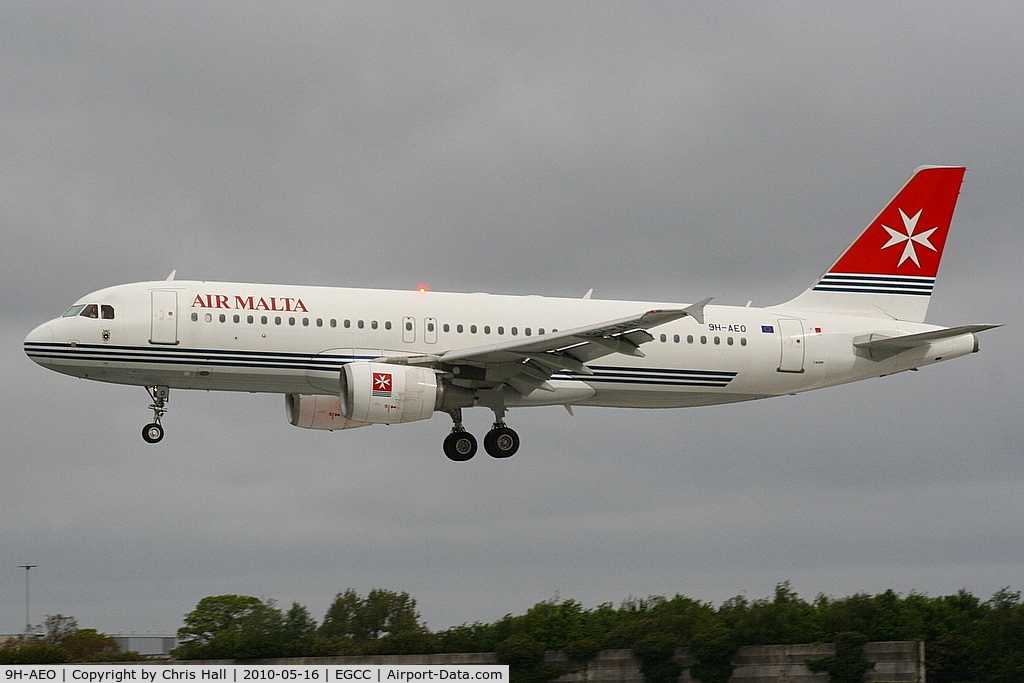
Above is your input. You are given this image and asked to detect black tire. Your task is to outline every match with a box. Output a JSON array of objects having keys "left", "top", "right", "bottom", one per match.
[
  {"left": 443, "top": 431, "right": 477, "bottom": 461},
  {"left": 142, "top": 422, "right": 164, "bottom": 444},
  {"left": 484, "top": 426, "right": 520, "bottom": 458}
]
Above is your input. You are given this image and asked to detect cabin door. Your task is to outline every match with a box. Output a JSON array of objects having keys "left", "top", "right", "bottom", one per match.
[
  {"left": 150, "top": 290, "right": 179, "bottom": 345},
  {"left": 777, "top": 318, "right": 805, "bottom": 373}
]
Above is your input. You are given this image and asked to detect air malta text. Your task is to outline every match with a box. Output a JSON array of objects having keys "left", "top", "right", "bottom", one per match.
[{"left": 191, "top": 294, "right": 309, "bottom": 313}]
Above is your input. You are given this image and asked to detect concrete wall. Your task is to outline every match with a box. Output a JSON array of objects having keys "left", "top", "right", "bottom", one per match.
[
  {"left": 543, "top": 641, "right": 922, "bottom": 682},
  {"left": 200, "top": 640, "right": 923, "bottom": 682}
]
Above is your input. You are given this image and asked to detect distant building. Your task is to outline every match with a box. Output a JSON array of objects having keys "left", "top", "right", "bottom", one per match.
[{"left": 111, "top": 633, "right": 177, "bottom": 658}]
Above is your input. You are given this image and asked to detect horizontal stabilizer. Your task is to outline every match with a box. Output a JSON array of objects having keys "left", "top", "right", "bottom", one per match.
[{"left": 855, "top": 324, "right": 1000, "bottom": 359}]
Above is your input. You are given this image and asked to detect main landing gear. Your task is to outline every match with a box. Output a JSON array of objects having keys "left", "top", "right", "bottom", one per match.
[
  {"left": 142, "top": 385, "right": 169, "bottom": 444},
  {"left": 442, "top": 409, "right": 520, "bottom": 461}
]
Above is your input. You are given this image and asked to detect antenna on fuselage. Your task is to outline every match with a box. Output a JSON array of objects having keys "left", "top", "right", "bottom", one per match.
[{"left": 166, "top": 270, "right": 177, "bottom": 281}]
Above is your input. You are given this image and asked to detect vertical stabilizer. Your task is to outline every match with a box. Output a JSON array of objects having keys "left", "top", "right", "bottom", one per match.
[{"left": 779, "top": 166, "right": 966, "bottom": 322}]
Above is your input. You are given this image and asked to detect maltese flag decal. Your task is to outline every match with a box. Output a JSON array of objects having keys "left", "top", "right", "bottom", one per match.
[{"left": 372, "top": 372, "right": 392, "bottom": 397}]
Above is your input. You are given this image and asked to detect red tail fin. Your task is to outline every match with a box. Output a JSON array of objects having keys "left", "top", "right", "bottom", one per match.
[{"left": 780, "top": 166, "right": 966, "bottom": 321}]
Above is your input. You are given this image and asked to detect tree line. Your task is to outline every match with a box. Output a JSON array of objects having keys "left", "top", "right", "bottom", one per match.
[
  {"left": 0, "top": 615, "right": 146, "bottom": 663},
  {"left": 170, "top": 583, "right": 1024, "bottom": 681},
  {"left": 4, "top": 584, "right": 1023, "bottom": 681}
]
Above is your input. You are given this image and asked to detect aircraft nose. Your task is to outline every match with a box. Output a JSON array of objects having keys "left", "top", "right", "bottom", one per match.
[{"left": 24, "top": 322, "right": 54, "bottom": 365}]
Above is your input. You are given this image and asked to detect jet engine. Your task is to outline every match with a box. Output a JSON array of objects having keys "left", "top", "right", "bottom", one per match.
[
  {"left": 286, "top": 393, "right": 369, "bottom": 430},
  {"left": 340, "top": 361, "right": 471, "bottom": 425}
]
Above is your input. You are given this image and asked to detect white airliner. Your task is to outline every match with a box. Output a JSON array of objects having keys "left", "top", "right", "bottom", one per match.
[{"left": 25, "top": 166, "right": 998, "bottom": 460}]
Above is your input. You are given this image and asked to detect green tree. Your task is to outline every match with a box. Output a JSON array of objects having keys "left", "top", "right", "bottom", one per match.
[
  {"left": 495, "top": 633, "right": 563, "bottom": 683},
  {"left": 632, "top": 633, "right": 682, "bottom": 683},
  {"left": 319, "top": 588, "right": 426, "bottom": 649},
  {"left": 320, "top": 588, "right": 362, "bottom": 645},
  {"left": 42, "top": 614, "right": 79, "bottom": 644},
  {"left": 688, "top": 624, "right": 737, "bottom": 683},
  {"left": 281, "top": 602, "right": 318, "bottom": 656},
  {"left": 0, "top": 639, "right": 70, "bottom": 664},
  {"left": 806, "top": 631, "right": 874, "bottom": 683},
  {"left": 361, "top": 588, "right": 424, "bottom": 641},
  {"left": 0, "top": 616, "right": 133, "bottom": 663},
  {"left": 61, "top": 629, "right": 122, "bottom": 661},
  {"left": 174, "top": 594, "right": 285, "bottom": 660}
]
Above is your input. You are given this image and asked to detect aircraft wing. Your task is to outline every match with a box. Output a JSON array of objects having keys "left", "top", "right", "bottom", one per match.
[{"left": 377, "top": 298, "right": 711, "bottom": 396}]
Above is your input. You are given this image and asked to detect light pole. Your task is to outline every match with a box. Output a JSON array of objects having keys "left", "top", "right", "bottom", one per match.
[{"left": 17, "top": 564, "right": 37, "bottom": 636}]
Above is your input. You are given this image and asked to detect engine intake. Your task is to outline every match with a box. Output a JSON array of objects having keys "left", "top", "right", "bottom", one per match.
[{"left": 341, "top": 361, "right": 469, "bottom": 425}]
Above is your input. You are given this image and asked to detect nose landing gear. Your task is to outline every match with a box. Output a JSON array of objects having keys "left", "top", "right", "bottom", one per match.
[{"left": 142, "top": 385, "right": 169, "bottom": 444}]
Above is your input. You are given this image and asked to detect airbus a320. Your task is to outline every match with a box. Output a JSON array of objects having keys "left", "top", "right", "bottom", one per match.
[{"left": 25, "top": 166, "right": 998, "bottom": 460}]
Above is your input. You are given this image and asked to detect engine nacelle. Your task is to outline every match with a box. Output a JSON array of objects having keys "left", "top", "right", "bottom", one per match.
[
  {"left": 341, "top": 362, "right": 448, "bottom": 425},
  {"left": 286, "top": 393, "right": 370, "bottom": 430}
]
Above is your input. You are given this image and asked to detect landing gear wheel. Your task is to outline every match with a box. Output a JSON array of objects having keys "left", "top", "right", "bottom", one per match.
[
  {"left": 484, "top": 426, "right": 520, "bottom": 458},
  {"left": 443, "top": 431, "right": 477, "bottom": 461},
  {"left": 142, "top": 422, "right": 165, "bottom": 444}
]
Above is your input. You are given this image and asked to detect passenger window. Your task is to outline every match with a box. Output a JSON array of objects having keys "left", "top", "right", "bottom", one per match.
[
  {"left": 101, "top": 305, "right": 115, "bottom": 319},
  {"left": 191, "top": 312, "right": 198, "bottom": 322},
  {"left": 497, "top": 326, "right": 505, "bottom": 335},
  {"left": 470, "top": 325, "right": 477, "bottom": 334}
]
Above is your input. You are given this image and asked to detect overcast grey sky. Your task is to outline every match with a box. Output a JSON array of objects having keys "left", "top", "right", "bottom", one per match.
[{"left": 2, "top": 2, "right": 1021, "bottom": 637}]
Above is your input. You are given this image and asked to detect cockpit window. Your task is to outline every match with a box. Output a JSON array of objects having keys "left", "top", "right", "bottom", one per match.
[{"left": 61, "top": 303, "right": 114, "bottom": 319}]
